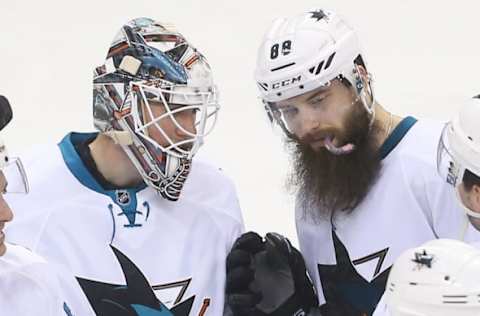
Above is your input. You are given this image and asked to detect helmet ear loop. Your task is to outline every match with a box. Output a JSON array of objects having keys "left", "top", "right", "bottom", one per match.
[{"left": 353, "top": 66, "right": 376, "bottom": 128}]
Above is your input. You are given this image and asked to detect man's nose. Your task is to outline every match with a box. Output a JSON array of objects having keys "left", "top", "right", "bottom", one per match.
[
  {"left": 0, "top": 197, "right": 13, "bottom": 223},
  {"left": 294, "top": 108, "right": 321, "bottom": 142}
]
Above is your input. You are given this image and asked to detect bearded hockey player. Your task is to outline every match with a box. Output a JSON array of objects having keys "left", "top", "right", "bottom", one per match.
[
  {"left": 226, "top": 8, "right": 480, "bottom": 316},
  {"left": 5, "top": 18, "right": 244, "bottom": 315},
  {"left": 0, "top": 96, "right": 77, "bottom": 315}
]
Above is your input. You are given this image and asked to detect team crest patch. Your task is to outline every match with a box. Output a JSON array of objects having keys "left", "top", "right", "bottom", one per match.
[{"left": 116, "top": 190, "right": 131, "bottom": 205}]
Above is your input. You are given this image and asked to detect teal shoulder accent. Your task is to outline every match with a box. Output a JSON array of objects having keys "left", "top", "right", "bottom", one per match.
[
  {"left": 58, "top": 132, "right": 147, "bottom": 228},
  {"left": 58, "top": 132, "right": 104, "bottom": 193},
  {"left": 378, "top": 116, "right": 417, "bottom": 160}
]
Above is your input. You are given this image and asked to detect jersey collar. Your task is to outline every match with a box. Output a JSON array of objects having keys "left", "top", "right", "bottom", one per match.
[
  {"left": 378, "top": 116, "right": 417, "bottom": 160},
  {"left": 58, "top": 132, "right": 147, "bottom": 195}
]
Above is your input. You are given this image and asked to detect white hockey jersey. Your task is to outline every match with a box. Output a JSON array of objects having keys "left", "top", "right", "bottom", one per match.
[
  {"left": 0, "top": 243, "right": 75, "bottom": 316},
  {"left": 296, "top": 117, "right": 480, "bottom": 315},
  {"left": 5, "top": 132, "right": 244, "bottom": 316}
]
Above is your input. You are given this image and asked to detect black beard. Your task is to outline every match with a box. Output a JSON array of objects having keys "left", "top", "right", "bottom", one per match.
[{"left": 287, "top": 104, "right": 382, "bottom": 220}]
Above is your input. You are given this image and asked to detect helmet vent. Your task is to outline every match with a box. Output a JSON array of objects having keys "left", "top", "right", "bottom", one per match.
[
  {"left": 258, "top": 82, "right": 268, "bottom": 92},
  {"left": 442, "top": 295, "right": 468, "bottom": 304},
  {"left": 308, "top": 53, "right": 336, "bottom": 76},
  {"left": 271, "top": 62, "right": 296, "bottom": 72},
  {"left": 324, "top": 52, "right": 336, "bottom": 69},
  {"left": 314, "top": 61, "right": 325, "bottom": 75}
]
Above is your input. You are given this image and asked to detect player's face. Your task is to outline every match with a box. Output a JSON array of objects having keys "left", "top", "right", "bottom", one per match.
[
  {"left": 0, "top": 171, "right": 13, "bottom": 256},
  {"left": 285, "top": 93, "right": 379, "bottom": 216},
  {"left": 142, "top": 99, "right": 197, "bottom": 152},
  {"left": 458, "top": 183, "right": 480, "bottom": 230},
  {"left": 274, "top": 79, "right": 360, "bottom": 152}
]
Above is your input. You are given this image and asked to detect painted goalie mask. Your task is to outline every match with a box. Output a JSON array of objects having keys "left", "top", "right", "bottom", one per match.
[{"left": 93, "top": 18, "right": 219, "bottom": 201}]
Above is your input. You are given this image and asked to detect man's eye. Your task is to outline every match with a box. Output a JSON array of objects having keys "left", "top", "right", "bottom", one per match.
[
  {"left": 168, "top": 103, "right": 184, "bottom": 111},
  {"left": 311, "top": 97, "right": 326, "bottom": 105},
  {"left": 280, "top": 106, "right": 298, "bottom": 118}
]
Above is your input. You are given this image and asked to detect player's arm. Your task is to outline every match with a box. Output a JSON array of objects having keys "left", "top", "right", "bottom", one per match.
[{"left": 225, "top": 231, "right": 319, "bottom": 316}]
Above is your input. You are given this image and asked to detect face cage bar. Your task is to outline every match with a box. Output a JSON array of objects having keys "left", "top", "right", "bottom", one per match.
[
  {"left": 130, "top": 80, "right": 219, "bottom": 159},
  {"left": 2, "top": 156, "right": 29, "bottom": 194}
]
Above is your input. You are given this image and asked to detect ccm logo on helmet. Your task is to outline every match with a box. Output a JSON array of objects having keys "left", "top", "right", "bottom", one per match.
[{"left": 272, "top": 75, "right": 302, "bottom": 90}]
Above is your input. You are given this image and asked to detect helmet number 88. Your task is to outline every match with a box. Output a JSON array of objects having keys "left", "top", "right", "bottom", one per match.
[{"left": 270, "top": 40, "right": 292, "bottom": 59}]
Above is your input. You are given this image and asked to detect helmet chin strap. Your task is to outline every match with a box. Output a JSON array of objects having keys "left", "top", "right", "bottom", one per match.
[{"left": 105, "top": 130, "right": 134, "bottom": 146}]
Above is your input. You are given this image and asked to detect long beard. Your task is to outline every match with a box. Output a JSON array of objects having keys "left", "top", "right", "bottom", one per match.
[{"left": 287, "top": 103, "right": 382, "bottom": 220}]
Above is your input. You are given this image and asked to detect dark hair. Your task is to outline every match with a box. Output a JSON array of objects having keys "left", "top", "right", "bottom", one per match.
[
  {"left": 354, "top": 54, "right": 367, "bottom": 70},
  {"left": 462, "top": 95, "right": 480, "bottom": 190},
  {"left": 463, "top": 169, "right": 480, "bottom": 191}
]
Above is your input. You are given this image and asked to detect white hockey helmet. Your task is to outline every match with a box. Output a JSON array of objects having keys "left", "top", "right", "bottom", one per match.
[
  {"left": 437, "top": 96, "right": 480, "bottom": 219},
  {"left": 385, "top": 239, "right": 480, "bottom": 316},
  {"left": 255, "top": 9, "right": 375, "bottom": 151},
  {"left": 0, "top": 96, "right": 28, "bottom": 193}
]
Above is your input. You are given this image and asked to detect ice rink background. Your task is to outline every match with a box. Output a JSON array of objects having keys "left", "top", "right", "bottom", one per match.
[{"left": 1, "top": 0, "right": 479, "bottom": 244}]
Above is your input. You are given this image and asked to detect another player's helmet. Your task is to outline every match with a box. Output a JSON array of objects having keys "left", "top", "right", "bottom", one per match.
[
  {"left": 385, "top": 239, "right": 480, "bottom": 316},
  {"left": 255, "top": 9, "right": 375, "bottom": 136},
  {"left": 0, "top": 96, "right": 28, "bottom": 193},
  {"left": 437, "top": 96, "right": 480, "bottom": 218},
  {"left": 93, "top": 18, "right": 219, "bottom": 201}
]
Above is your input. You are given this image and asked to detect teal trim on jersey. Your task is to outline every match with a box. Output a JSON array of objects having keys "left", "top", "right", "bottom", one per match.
[
  {"left": 58, "top": 132, "right": 147, "bottom": 228},
  {"left": 378, "top": 116, "right": 417, "bottom": 160}
]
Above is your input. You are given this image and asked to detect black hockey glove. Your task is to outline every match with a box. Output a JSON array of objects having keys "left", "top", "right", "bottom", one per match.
[{"left": 226, "top": 231, "right": 319, "bottom": 316}]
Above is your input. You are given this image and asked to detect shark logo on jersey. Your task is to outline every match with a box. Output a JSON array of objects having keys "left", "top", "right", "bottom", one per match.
[
  {"left": 317, "top": 230, "right": 390, "bottom": 315},
  {"left": 77, "top": 246, "right": 197, "bottom": 316}
]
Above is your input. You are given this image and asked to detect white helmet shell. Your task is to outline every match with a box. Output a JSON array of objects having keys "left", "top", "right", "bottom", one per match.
[
  {"left": 448, "top": 97, "right": 480, "bottom": 178},
  {"left": 436, "top": 96, "right": 480, "bottom": 222},
  {"left": 385, "top": 239, "right": 480, "bottom": 316},
  {"left": 255, "top": 9, "right": 363, "bottom": 103}
]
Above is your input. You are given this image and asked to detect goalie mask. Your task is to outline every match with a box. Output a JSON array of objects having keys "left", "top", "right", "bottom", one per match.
[
  {"left": 385, "top": 239, "right": 480, "bottom": 316},
  {"left": 93, "top": 18, "right": 219, "bottom": 201},
  {"left": 437, "top": 96, "right": 480, "bottom": 221},
  {"left": 255, "top": 9, "right": 375, "bottom": 155}
]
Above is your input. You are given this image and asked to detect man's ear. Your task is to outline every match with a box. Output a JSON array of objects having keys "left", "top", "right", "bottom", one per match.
[
  {"left": 356, "top": 65, "right": 368, "bottom": 79},
  {"left": 355, "top": 64, "right": 373, "bottom": 103},
  {"left": 471, "top": 184, "right": 480, "bottom": 212}
]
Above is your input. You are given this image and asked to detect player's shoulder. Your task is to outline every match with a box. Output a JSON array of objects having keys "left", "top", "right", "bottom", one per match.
[
  {"left": 187, "top": 157, "right": 239, "bottom": 201},
  {"left": 184, "top": 157, "right": 243, "bottom": 225},
  {"left": 388, "top": 117, "right": 445, "bottom": 167},
  {"left": 17, "top": 141, "right": 66, "bottom": 179},
  {"left": 189, "top": 157, "right": 236, "bottom": 185}
]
